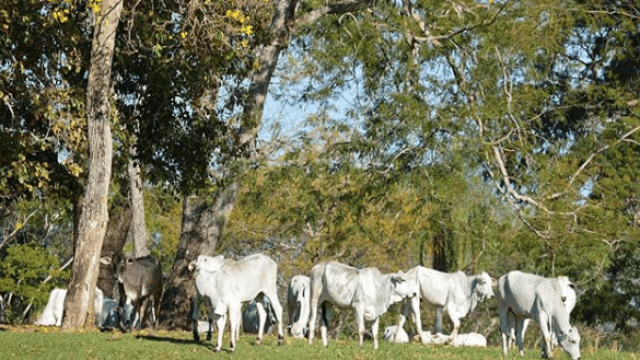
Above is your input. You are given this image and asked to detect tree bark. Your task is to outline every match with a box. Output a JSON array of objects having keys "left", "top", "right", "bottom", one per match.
[
  {"left": 97, "top": 205, "right": 131, "bottom": 300},
  {"left": 157, "top": 184, "right": 238, "bottom": 329},
  {"left": 61, "top": 0, "right": 122, "bottom": 329},
  {"left": 128, "top": 143, "right": 150, "bottom": 258}
]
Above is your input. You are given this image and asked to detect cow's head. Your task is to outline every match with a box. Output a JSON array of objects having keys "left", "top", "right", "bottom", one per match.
[
  {"left": 475, "top": 272, "right": 494, "bottom": 302},
  {"left": 289, "top": 279, "right": 310, "bottom": 339},
  {"left": 558, "top": 326, "right": 581, "bottom": 360},
  {"left": 389, "top": 271, "right": 416, "bottom": 304},
  {"left": 99, "top": 255, "right": 139, "bottom": 331},
  {"left": 188, "top": 255, "right": 225, "bottom": 276}
]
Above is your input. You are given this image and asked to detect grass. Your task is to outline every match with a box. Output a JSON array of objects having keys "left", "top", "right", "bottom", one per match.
[{"left": 0, "top": 326, "right": 638, "bottom": 360}]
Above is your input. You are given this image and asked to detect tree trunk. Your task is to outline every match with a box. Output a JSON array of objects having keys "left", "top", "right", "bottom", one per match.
[
  {"left": 98, "top": 205, "right": 131, "bottom": 300},
  {"left": 128, "top": 143, "right": 150, "bottom": 258},
  {"left": 157, "top": 184, "right": 238, "bottom": 329},
  {"left": 61, "top": 0, "right": 122, "bottom": 329}
]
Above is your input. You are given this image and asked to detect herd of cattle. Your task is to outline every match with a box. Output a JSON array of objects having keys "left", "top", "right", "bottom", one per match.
[{"left": 33, "top": 252, "right": 581, "bottom": 359}]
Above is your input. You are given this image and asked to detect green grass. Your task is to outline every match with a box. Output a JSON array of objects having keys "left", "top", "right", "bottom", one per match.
[{"left": 0, "top": 327, "right": 637, "bottom": 360}]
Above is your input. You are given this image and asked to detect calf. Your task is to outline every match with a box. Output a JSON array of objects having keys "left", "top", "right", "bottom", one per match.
[{"left": 100, "top": 254, "right": 163, "bottom": 331}]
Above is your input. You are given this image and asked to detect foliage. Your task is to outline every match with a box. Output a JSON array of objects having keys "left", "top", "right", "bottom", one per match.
[{"left": 0, "top": 245, "right": 68, "bottom": 323}]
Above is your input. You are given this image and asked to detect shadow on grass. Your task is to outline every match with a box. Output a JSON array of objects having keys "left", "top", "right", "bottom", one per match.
[{"left": 137, "top": 334, "right": 236, "bottom": 353}]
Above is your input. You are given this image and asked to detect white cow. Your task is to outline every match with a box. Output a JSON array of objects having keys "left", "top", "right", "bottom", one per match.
[
  {"left": 36, "top": 288, "right": 104, "bottom": 327},
  {"left": 498, "top": 270, "right": 581, "bottom": 360},
  {"left": 287, "top": 275, "right": 310, "bottom": 338},
  {"left": 419, "top": 331, "right": 486, "bottom": 347},
  {"left": 189, "top": 253, "right": 284, "bottom": 352},
  {"left": 383, "top": 325, "right": 409, "bottom": 343},
  {"left": 508, "top": 275, "right": 578, "bottom": 350},
  {"left": 307, "top": 260, "right": 415, "bottom": 349},
  {"left": 395, "top": 266, "right": 494, "bottom": 343}
]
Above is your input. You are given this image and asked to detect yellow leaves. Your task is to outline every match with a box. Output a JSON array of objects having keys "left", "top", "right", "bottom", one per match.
[
  {"left": 180, "top": 31, "right": 188, "bottom": 39},
  {"left": 52, "top": 8, "right": 70, "bottom": 23},
  {"left": 225, "top": 9, "right": 246, "bottom": 24},
  {"left": 67, "top": 162, "right": 83, "bottom": 177},
  {"left": 240, "top": 25, "right": 253, "bottom": 36},
  {"left": 89, "top": 0, "right": 102, "bottom": 14},
  {"left": 14, "top": 222, "right": 23, "bottom": 231}
]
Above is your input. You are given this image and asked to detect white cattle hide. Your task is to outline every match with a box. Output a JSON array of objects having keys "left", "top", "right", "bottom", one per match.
[
  {"left": 498, "top": 270, "right": 581, "bottom": 360},
  {"left": 36, "top": 288, "right": 104, "bottom": 327},
  {"left": 396, "top": 266, "right": 494, "bottom": 343},
  {"left": 508, "top": 275, "right": 578, "bottom": 350},
  {"left": 383, "top": 325, "right": 409, "bottom": 343},
  {"left": 189, "top": 253, "right": 284, "bottom": 352},
  {"left": 307, "top": 261, "right": 415, "bottom": 349},
  {"left": 287, "top": 275, "right": 310, "bottom": 339}
]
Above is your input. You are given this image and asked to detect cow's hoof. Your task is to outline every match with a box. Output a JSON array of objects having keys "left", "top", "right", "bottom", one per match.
[
  {"left": 205, "top": 335, "right": 212, "bottom": 341},
  {"left": 254, "top": 339, "right": 261, "bottom": 346},
  {"left": 193, "top": 334, "right": 200, "bottom": 342}
]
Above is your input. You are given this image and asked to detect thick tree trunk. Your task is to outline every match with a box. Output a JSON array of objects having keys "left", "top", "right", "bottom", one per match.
[
  {"left": 128, "top": 144, "right": 150, "bottom": 258},
  {"left": 98, "top": 205, "right": 131, "bottom": 300},
  {"left": 157, "top": 184, "right": 238, "bottom": 329},
  {"left": 61, "top": 0, "right": 122, "bottom": 329}
]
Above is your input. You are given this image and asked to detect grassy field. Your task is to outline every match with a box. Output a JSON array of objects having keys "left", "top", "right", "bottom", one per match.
[{"left": 0, "top": 326, "right": 638, "bottom": 360}]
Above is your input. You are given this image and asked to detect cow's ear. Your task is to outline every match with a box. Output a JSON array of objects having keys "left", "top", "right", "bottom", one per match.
[
  {"left": 126, "top": 257, "right": 134, "bottom": 265},
  {"left": 491, "top": 277, "right": 498, "bottom": 287},
  {"left": 188, "top": 260, "right": 196, "bottom": 272},
  {"left": 100, "top": 257, "right": 112, "bottom": 265}
]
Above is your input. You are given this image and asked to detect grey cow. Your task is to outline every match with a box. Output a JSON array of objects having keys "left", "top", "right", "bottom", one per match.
[
  {"left": 307, "top": 261, "right": 415, "bottom": 349},
  {"left": 100, "top": 254, "right": 163, "bottom": 331},
  {"left": 498, "top": 270, "right": 581, "bottom": 360},
  {"left": 395, "top": 267, "right": 494, "bottom": 343}
]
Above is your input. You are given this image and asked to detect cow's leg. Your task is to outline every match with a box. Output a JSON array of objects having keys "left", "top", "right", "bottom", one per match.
[
  {"left": 320, "top": 302, "right": 330, "bottom": 348},
  {"left": 308, "top": 296, "right": 320, "bottom": 346},
  {"left": 192, "top": 296, "right": 200, "bottom": 342},
  {"left": 137, "top": 300, "right": 147, "bottom": 331},
  {"left": 434, "top": 306, "right": 444, "bottom": 335},
  {"left": 408, "top": 295, "right": 423, "bottom": 342},
  {"left": 498, "top": 304, "right": 511, "bottom": 356},
  {"left": 536, "top": 313, "right": 553, "bottom": 359},
  {"left": 255, "top": 301, "right": 267, "bottom": 345},
  {"left": 354, "top": 305, "right": 365, "bottom": 347},
  {"left": 371, "top": 317, "right": 380, "bottom": 350},
  {"left": 263, "top": 286, "right": 285, "bottom": 346},
  {"left": 213, "top": 312, "right": 226, "bottom": 352},
  {"left": 228, "top": 304, "right": 241, "bottom": 351},
  {"left": 515, "top": 317, "right": 527, "bottom": 357},
  {"left": 151, "top": 288, "right": 162, "bottom": 329}
]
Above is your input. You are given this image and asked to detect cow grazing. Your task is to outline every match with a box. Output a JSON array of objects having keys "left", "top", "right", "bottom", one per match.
[
  {"left": 100, "top": 254, "right": 163, "bottom": 331},
  {"left": 287, "top": 275, "right": 310, "bottom": 338},
  {"left": 395, "top": 266, "right": 494, "bottom": 343},
  {"left": 508, "top": 275, "right": 578, "bottom": 350},
  {"left": 243, "top": 298, "right": 277, "bottom": 335},
  {"left": 383, "top": 325, "right": 409, "bottom": 343},
  {"left": 189, "top": 253, "right": 284, "bottom": 352},
  {"left": 35, "top": 288, "right": 105, "bottom": 328},
  {"left": 307, "top": 261, "right": 415, "bottom": 349},
  {"left": 498, "top": 270, "right": 581, "bottom": 360}
]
